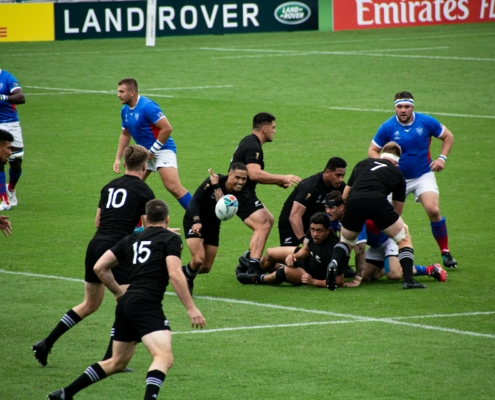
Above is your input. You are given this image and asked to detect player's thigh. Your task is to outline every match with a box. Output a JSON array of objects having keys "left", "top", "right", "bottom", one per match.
[
  {"left": 186, "top": 237, "right": 206, "bottom": 260},
  {"left": 284, "top": 266, "right": 305, "bottom": 284},
  {"left": 142, "top": 330, "right": 173, "bottom": 358},
  {"left": 83, "top": 282, "right": 106, "bottom": 305},
  {"left": 266, "top": 246, "right": 296, "bottom": 263},
  {"left": 385, "top": 256, "right": 403, "bottom": 280},
  {"left": 418, "top": 191, "right": 441, "bottom": 219},
  {"left": 243, "top": 208, "right": 270, "bottom": 231}
]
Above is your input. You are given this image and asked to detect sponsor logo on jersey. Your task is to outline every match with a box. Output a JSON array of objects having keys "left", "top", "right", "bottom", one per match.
[
  {"left": 284, "top": 237, "right": 293, "bottom": 244},
  {"left": 274, "top": 2, "right": 312, "bottom": 25},
  {"left": 315, "top": 255, "right": 321, "bottom": 263},
  {"left": 255, "top": 200, "right": 261, "bottom": 207},
  {"left": 404, "top": 128, "right": 410, "bottom": 132},
  {"left": 188, "top": 229, "right": 194, "bottom": 235}
]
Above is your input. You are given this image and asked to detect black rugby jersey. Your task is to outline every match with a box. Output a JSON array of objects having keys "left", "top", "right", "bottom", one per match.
[{"left": 230, "top": 134, "right": 263, "bottom": 192}]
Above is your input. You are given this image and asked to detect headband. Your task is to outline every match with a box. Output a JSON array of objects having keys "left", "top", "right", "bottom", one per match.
[
  {"left": 325, "top": 199, "right": 344, "bottom": 208},
  {"left": 380, "top": 153, "right": 400, "bottom": 162},
  {"left": 394, "top": 98, "right": 414, "bottom": 107}
]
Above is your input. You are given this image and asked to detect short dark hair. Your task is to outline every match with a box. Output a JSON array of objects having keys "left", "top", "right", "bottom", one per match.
[
  {"left": 253, "top": 112, "right": 275, "bottom": 130},
  {"left": 0, "top": 129, "right": 14, "bottom": 143},
  {"left": 229, "top": 162, "right": 247, "bottom": 173},
  {"left": 325, "top": 190, "right": 342, "bottom": 202},
  {"left": 394, "top": 91, "right": 414, "bottom": 100},
  {"left": 118, "top": 78, "right": 138, "bottom": 92},
  {"left": 310, "top": 212, "right": 330, "bottom": 229},
  {"left": 325, "top": 157, "right": 346, "bottom": 171},
  {"left": 124, "top": 145, "right": 148, "bottom": 171},
  {"left": 146, "top": 199, "right": 169, "bottom": 223}
]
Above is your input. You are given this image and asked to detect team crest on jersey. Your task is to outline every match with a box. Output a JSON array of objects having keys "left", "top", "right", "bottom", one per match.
[
  {"left": 134, "top": 113, "right": 139, "bottom": 120},
  {"left": 416, "top": 128, "right": 423, "bottom": 136},
  {"left": 255, "top": 152, "right": 260, "bottom": 160},
  {"left": 0, "top": 83, "right": 3, "bottom": 90},
  {"left": 394, "top": 131, "right": 401, "bottom": 140},
  {"left": 203, "top": 183, "right": 210, "bottom": 190},
  {"left": 315, "top": 255, "right": 321, "bottom": 263}
]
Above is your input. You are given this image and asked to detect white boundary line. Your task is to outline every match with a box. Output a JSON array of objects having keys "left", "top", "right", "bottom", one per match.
[
  {"left": 2, "top": 269, "right": 494, "bottom": 339},
  {"left": 328, "top": 106, "right": 495, "bottom": 120}
]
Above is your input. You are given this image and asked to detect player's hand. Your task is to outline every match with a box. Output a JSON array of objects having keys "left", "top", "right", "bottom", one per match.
[
  {"left": 281, "top": 175, "right": 302, "bottom": 189},
  {"left": 148, "top": 151, "right": 155, "bottom": 161},
  {"left": 0, "top": 216, "right": 12, "bottom": 237},
  {"left": 113, "top": 160, "right": 121, "bottom": 174},
  {"left": 208, "top": 168, "right": 219, "bottom": 185},
  {"left": 285, "top": 253, "right": 295, "bottom": 267},
  {"left": 114, "top": 292, "right": 125, "bottom": 302},
  {"left": 430, "top": 159, "right": 445, "bottom": 172},
  {"left": 192, "top": 223, "right": 202, "bottom": 236},
  {"left": 301, "top": 273, "right": 313, "bottom": 285},
  {"left": 344, "top": 277, "right": 362, "bottom": 288},
  {"left": 188, "top": 307, "right": 207, "bottom": 329}
]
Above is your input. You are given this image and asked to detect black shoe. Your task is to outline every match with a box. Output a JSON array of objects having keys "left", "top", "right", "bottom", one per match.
[
  {"left": 403, "top": 279, "right": 427, "bottom": 289},
  {"left": 32, "top": 340, "right": 51, "bottom": 367},
  {"left": 326, "top": 262, "right": 337, "bottom": 291},
  {"left": 47, "top": 389, "right": 72, "bottom": 400},
  {"left": 182, "top": 266, "right": 194, "bottom": 295},
  {"left": 237, "top": 273, "right": 263, "bottom": 285},
  {"left": 238, "top": 250, "right": 250, "bottom": 273},
  {"left": 235, "top": 264, "right": 244, "bottom": 276},
  {"left": 442, "top": 251, "right": 457, "bottom": 268}
]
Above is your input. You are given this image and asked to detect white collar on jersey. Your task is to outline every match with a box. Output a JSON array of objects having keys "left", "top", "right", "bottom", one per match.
[{"left": 129, "top": 95, "right": 141, "bottom": 111}]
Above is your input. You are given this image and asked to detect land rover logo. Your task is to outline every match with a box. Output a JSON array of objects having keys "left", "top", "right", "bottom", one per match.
[{"left": 274, "top": 2, "right": 311, "bottom": 25}]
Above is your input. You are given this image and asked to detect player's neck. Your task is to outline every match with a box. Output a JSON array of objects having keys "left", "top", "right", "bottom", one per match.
[
  {"left": 128, "top": 95, "right": 139, "bottom": 109},
  {"left": 251, "top": 130, "right": 265, "bottom": 145}
]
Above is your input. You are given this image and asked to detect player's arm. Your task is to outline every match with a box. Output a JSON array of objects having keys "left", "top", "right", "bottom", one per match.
[
  {"left": 286, "top": 243, "right": 310, "bottom": 266},
  {"left": 148, "top": 117, "right": 173, "bottom": 160},
  {"left": 1, "top": 87, "right": 25, "bottom": 104},
  {"left": 167, "top": 255, "right": 206, "bottom": 328},
  {"left": 246, "top": 163, "right": 301, "bottom": 188},
  {"left": 95, "top": 208, "right": 101, "bottom": 228},
  {"left": 342, "top": 185, "right": 351, "bottom": 201},
  {"left": 430, "top": 126, "right": 454, "bottom": 172},
  {"left": 208, "top": 168, "right": 225, "bottom": 202},
  {"left": 301, "top": 274, "right": 326, "bottom": 288},
  {"left": 392, "top": 200, "right": 404, "bottom": 216},
  {"left": 368, "top": 142, "right": 382, "bottom": 158},
  {"left": 114, "top": 129, "right": 132, "bottom": 173},
  {"left": 288, "top": 202, "right": 307, "bottom": 243},
  {"left": 94, "top": 250, "right": 125, "bottom": 300}
]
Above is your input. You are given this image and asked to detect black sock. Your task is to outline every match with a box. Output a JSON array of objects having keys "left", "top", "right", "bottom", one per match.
[
  {"left": 331, "top": 243, "right": 350, "bottom": 267},
  {"left": 399, "top": 247, "right": 414, "bottom": 283},
  {"left": 248, "top": 258, "right": 261, "bottom": 273},
  {"left": 144, "top": 370, "right": 166, "bottom": 400},
  {"left": 45, "top": 309, "right": 83, "bottom": 348},
  {"left": 101, "top": 325, "right": 115, "bottom": 361},
  {"left": 65, "top": 363, "right": 107, "bottom": 398},
  {"left": 184, "top": 262, "right": 198, "bottom": 281}
]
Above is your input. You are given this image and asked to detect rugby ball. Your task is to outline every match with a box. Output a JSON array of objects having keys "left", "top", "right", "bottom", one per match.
[{"left": 215, "top": 195, "right": 239, "bottom": 221}]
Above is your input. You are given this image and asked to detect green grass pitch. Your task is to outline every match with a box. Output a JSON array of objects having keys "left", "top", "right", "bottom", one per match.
[{"left": 0, "top": 22, "right": 494, "bottom": 399}]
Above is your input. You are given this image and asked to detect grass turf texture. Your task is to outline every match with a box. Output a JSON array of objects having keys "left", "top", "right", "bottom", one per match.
[{"left": 1, "top": 22, "right": 494, "bottom": 399}]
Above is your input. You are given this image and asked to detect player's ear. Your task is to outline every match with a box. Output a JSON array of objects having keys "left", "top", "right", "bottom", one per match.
[{"left": 166, "top": 215, "right": 170, "bottom": 225}]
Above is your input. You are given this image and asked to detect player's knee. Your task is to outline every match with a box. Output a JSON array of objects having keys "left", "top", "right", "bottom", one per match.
[
  {"left": 426, "top": 207, "right": 441, "bottom": 220},
  {"left": 199, "top": 263, "right": 212, "bottom": 274},
  {"left": 191, "top": 255, "right": 205, "bottom": 268}
]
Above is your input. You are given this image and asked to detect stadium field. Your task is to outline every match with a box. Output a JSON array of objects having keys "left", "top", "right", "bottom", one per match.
[{"left": 0, "top": 22, "right": 494, "bottom": 399}]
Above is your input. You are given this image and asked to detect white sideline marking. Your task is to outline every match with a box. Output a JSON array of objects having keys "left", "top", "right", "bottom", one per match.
[
  {"left": 328, "top": 106, "right": 495, "bottom": 120},
  {"left": 202, "top": 47, "right": 495, "bottom": 62},
  {"left": 2, "top": 269, "right": 494, "bottom": 339}
]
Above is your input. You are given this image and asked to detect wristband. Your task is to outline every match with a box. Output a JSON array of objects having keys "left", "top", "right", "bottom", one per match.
[
  {"left": 0, "top": 95, "right": 8, "bottom": 102},
  {"left": 438, "top": 155, "right": 447, "bottom": 162},
  {"left": 299, "top": 236, "right": 306, "bottom": 244},
  {"left": 193, "top": 218, "right": 201, "bottom": 224},
  {"left": 212, "top": 183, "right": 221, "bottom": 190},
  {"left": 149, "top": 139, "right": 164, "bottom": 155}
]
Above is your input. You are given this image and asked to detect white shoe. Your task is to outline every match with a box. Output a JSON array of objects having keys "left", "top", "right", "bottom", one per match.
[
  {"left": 0, "top": 200, "right": 11, "bottom": 211},
  {"left": 7, "top": 189, "right": 17, "bottom": 206}
]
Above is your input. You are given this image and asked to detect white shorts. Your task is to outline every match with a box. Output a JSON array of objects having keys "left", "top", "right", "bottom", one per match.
[
  {"left": 146, "top": 149, "right": 178, "bottom": 172},
  {"left": 0, "top": 121, "right": 23, "bottom": 148},
  {"left": 365, "top": 238, "right": 399, "bottom": 262},
  {"left": 406, "top": 172, "right": 439, "bottom": 202}
]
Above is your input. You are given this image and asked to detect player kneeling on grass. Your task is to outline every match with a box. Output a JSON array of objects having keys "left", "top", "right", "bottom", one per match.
[
  {"left": 47, "top": 199, "right": 206, "bottom": 400},
  {"left": 236, "top": 212, "right": 347, "bottom": 287},
  {"left": 352, "top": 220, "right": 447, "bottom": 285},
  {"left": 182, "top": 163, "right": 267, "bottom": 294}
]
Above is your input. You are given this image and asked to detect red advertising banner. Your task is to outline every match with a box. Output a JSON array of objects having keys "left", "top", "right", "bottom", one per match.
[{"left": 333, "top": 0, "right": 495, "bottom": 31}]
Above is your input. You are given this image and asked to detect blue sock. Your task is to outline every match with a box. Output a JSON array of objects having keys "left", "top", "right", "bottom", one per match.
[
  {"left": 178, "top": 191, "right": 192, "bottom": 210},
  {"left": 415, "top": 265, "right": 427, "bottom": 276},
  {"left": 8, "top": 168, "right": 22, "bottom": 190},
  {"left": 0, "top": 172, "right": 6, "bottom": 198}
]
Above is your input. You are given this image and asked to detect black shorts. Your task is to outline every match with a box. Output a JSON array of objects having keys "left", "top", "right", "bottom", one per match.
[
  {"left": 236, "top": 189, "right": 265, "bottom": 221},
  {"left": 85, "top": 238, "right": 130, "bottom": 285},
  {"left": 278, "top": 224, "right": 299, "bottom": 247},
  {"left": 342, "top": 198, "right": 400, "bottom": 233},
  {"left": 183, "top": 214, "right": 220, "bottom": 247},
  {"left": 295, "top": 259, "right": 327, "bottom": 281},
  {"left": 114, "top": 292, "right": 171, "bottom": 343}
]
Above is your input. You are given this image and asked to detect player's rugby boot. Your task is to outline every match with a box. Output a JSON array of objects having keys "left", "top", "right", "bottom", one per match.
[
  {"left": 403, "top": 279, "right": 427, "bottom": 289},
  {"left": 237, "top": 250, "right": 250, "bottom": 273},
  {"left": 429, "top": 263, "right": 447, "bottom": 282},
  {"left": 47, "top": 389, "right": 72, "bottom": 400},
  {"left": 326, "top": 262, "right": 337, "bottom": 291},
  {"left": 7, "top": 189, "right": 17, "bottom": 206},
  {"left": 442, "top": 251, "right": 457, "bottom": 268},
  {"left": 32, "top": 340, "right": 51, "bottom": 367},
  {"left": 236, "top": 273, "right": 263, "bottom": 285}
]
